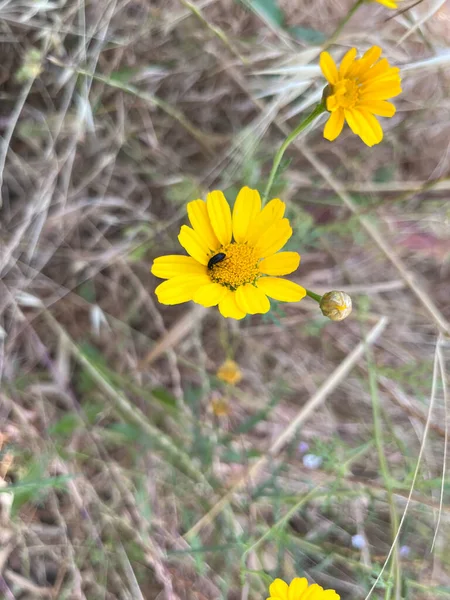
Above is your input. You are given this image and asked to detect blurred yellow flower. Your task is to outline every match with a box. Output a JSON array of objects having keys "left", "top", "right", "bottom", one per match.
[
  {"left": 216, "top": 359, "right": 242, "bottom": 385},
  {"left": 267, "top": 577, "right": 340, "bottom": 600},
  {"left": 320, "top": 46, "right": 402, "bottom": 146},
  {"left": 373, "top": 0, "right": 398, "bottom": 7},
  {"left": 320, "top": 291, "right": 352, "bottom": 321},
  {"left": 210, "top": 394, "right": 231, "bottom": 417},
  {"left": 152, "top": 187, "right": 305, "bottom": 319}
]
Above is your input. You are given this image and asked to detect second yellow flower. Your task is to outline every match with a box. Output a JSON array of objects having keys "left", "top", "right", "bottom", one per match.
[{"left": 320, "top": 46, "right": 402, "bottom": 146}]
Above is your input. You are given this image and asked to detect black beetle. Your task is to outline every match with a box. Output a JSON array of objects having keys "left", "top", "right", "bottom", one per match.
[{"left": 208, "top": 252, "right": 226, "bottom": 269}]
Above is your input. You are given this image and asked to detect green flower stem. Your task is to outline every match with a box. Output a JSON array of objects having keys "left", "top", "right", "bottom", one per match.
[
  {"left": 324, "top": 0, "right": 365, "bottom": 49},
  {"left": 306, "top": 289, "right": 322, "bottom": 303},
  {"left": 262, "top": 102, "right": 326, "bottom": 203}
]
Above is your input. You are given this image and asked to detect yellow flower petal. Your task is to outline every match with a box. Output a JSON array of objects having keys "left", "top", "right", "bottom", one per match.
[
  {"left": 351, "top": 111, "right": 377, "bottom": 146},
  {"left": 348, "top": 109, "right": 383, "bottom": 147},
  {"left": 232, "top": 187, "right": 261, "bottom": 243},
  {"left": 321, "top": 591, "right": 340, "bottom": 600},
  {"left": 360, "top": 110, "right": 384, "bottom": 145},
  {"left": 361, "top": 71, "right": 401, "bottom": 89},
  {"left": 350, "top": 46, "right": 382, "bottom": 78},
  {"left": 259, "top": 252, "right": 300, "bottom": 276},
  {"left": 257, "top": 277, "right": 306, "bottom": 302},
  {"left": 193, "top": 283, "right": 228, "bottom": 307},
  {"left": 302, "top": 584, "right": 324, "bottom": 599},
  {"left": 323, "top": 109, "right": 345, "bottom": 142},
  {"left": 155, "top": 274, "right": 211, "bottom": 305},
  {"left": 151, "top": 255, "right": 207, "bottom": 279},
  {"left": 357, "top": 99, "right": 396, "bottom": 117},
  {"left": 206, "top": 190, "right": 232, "bottom": 246},
  {"left": 269, "top": 579, "right": 289, "bottom": 600},
  {"left": 361, "top": 45, "right": 383, "bottom": 65},
  {"left": 360, "top": 81, "right": 402, "bottom": 100},
  {"left": 360, "top": 85, "right": 402, "bottom": 101},
  {"left": 246, "top": 198, "right": 286, "bottom": 245},
  {"left": 218, "top": 290, "right": 246, "bottom": 320},
  {"left": 288, "top": 578, "right": 309, "bottom": 600},
  {"left": 235, "top": 284, "right": 270, "bottom": 315},
  {"left": 254, "top": 218, "right": 292, "bottom": 259},
  {"left": 178, "top": 225, "right": 210, "bottom": 265},
  {"left": 187, "top": 200, "right": 220, "bottom": 252},
  {"left": 344, "top": 108, "right": 361, "bottom": 136},
  {"left": 319, "top": 52, "right": 338, "bottom": 85},
  {"left": 358, "top": 58, "right": 390, "bottom": 83},
  {"left": 373, "top": 0, "right": 397, "bottom": 7},
  {"left": 339, "top": 48, "right": 357, "bottom": 77}
]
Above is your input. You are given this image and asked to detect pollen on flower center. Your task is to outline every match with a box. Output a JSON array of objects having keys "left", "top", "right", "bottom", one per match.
[
  {"left": 208, "top": 243, "right": 260, "bottom": 290},
  {"left": 332, "top": 79, "right": 360, "bottom": 109}
]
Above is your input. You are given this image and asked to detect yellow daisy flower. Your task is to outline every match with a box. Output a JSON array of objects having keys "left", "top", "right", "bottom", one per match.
[
  {"left": 373, "top": 0, "right": 398, "bottom": 7},
  {"left": 267, "top": 577, "right": 340, "bottom": 600},
  {"left": 151, "top": 187, "right": 305, "bottom": 320},
  {"left": 320, "top": 45, "right": 402, "bottom": 147},
  {"left": 210, "top": 393, "right": 231, "bottom": 417},
  {"left": 216, "top": 359, "right": 242, "bottom": 385}
]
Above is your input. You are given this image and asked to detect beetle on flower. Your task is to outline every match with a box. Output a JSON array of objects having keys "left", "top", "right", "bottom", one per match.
[{"left": 151, "top": 187, "right": 305, "bottom": 320}]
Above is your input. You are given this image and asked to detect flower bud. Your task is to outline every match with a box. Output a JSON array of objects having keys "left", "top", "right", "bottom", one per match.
[{"left": 320, "top": 291, "right": 352, "bottom": 321}]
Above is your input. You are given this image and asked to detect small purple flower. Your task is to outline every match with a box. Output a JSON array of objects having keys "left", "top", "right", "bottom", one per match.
[
  {"left": 351, "top": 534, "right": 366, "bottom": 549},
  {"left": 298, "top": 441, "right": 310, "bottom": 454},
  {"left": 303, "top": 453, "right": 323, "bottom": 469},
  {"left": 399, "top": 545, "right": 410, "bottom": 558}
]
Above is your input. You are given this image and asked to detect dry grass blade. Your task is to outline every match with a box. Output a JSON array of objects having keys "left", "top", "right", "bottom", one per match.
[
  {"left": 431, "top": 336, "right": 448, "bottom": 551},
  {"left": 46, "top": 56, "right": 220, "bottom": 153},
  {"left": 364, "top": 337, "right": 442, "bottom": 599},
  {"left": 139, "top": 305, "right": 207, "bottom": 367},
  {"left": 397, "top": 0, "right": 448, "bottom": 44},
  {"left": 0, "top": 79, "right": 34, "bottom": 209}
]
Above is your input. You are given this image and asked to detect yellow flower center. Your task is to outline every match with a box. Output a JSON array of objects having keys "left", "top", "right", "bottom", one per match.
[
  {"left": 208, "top": 243, "right": 260, "bottom": 290},
  {"left": 330, "top": 78, "right": 360, "bottom": 109}
]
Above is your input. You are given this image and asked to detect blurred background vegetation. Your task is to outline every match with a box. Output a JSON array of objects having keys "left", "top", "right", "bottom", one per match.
[{"left": 0, "top": 0, "right": 449, "bottom": 598}]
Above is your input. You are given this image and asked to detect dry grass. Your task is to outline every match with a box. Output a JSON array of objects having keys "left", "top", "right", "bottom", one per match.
[{"left": 1, "top": 0, "right": 450, "bottom": 598}]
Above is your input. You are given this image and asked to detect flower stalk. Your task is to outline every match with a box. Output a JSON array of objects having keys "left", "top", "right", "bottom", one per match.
[
  {"left": 306, "top": 289, "right": 323, "bottom": 304},
  {"left": 325, "top": 0, "right": 365, "bottom": 48},
  {"left": 263, "top": 102, "right": 326, "bottom": 203}
]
